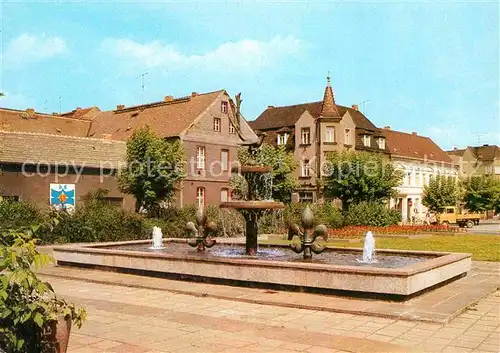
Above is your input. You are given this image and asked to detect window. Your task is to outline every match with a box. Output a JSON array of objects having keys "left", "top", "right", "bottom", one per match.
[
  {"left": 196, "top": 187, "right": 205, "bottom": 209},
  {"left": 325, "top": 126, "right": 335, "bottom": 143},
  {"left": 299, "top": 191, "right": 314, "bottom": 203},
  {"left": 220, "top": 188, "right": 229, "bottom": 202},
  {"left": 213, "top": 117, "right": 221, "bottom": 132},
  {"left": 377, "top": 137, "right": 385, "bottom": 149},
  {"left": 415, "top": 172, "right": 421, "bottom": 186},
  {"left": 196, "top": 146, "right": 205, "bottom": 169},
  {"left": 221, "top": 101, "right": 228, "bottom": 114},
  {"left": 229, "top": 121, "right": 235, "bottom": 134},
  {"left": 344, "top": 129, "right": 351, "bottom": 145},
  {"left": 407, "top": 171, "right": 412, "bottom": 186},
  {"left": 221, "top": 150, "right": 229, "bottom": 171},
  {"left": 301, "top": 159, "right": 311, "bottom": 177},
  {"left": 363, "top": 134, "right": 371, "bottom": 147},
  {"left": 101, "top": 197, "right": 123, "bottom": 207},
  {"left": 277, "top": 133, "right": 288, "bottom": 145},
  {"left": 301, "top": 128, "right": 311, "bottom": 145}
]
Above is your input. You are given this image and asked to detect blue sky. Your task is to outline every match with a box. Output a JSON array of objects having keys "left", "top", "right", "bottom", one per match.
[{"left": 1, "top": 1, "right": 498, "bottom": 150}]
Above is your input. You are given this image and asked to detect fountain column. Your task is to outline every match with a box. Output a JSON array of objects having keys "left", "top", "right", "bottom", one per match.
[{"left": 244, "top": 212, "right": 259, "bottom": 256}]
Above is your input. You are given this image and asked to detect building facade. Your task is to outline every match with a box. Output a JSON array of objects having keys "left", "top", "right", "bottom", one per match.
[
  {"left": 0, "top": 90, "right": 257, "bottom": 209},
  {"left": 250, "top": 77, "right": 388, "bottom": 202},
  {"left": 447, "top": 145, "right": 500, "bottom": 180},
  {"left": 383, "top": 129, "right": 458, "bottom": 222}
]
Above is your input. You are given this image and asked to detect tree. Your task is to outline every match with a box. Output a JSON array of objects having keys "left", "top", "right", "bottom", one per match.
[
  {"left": 231, "top": 144, "right": 298, "bottom": 203},
  {"left": 461, "top": 175, "right": 500, "bottom": 213},
  {"left": 323, "top": 151, "right": 403, "bottom": 209},
  {"left": 422, "top": 175, "right": 458, "bottom": 212},
  {"left": 118, "top": 126, "right": 185, "bottom": 215}
]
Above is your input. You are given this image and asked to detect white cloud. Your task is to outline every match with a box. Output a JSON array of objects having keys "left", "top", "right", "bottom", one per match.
[
  {"left": 102, "top": 36, "right": 301, "bottom": 72},
  {"left": 3, "top": 34, "right": 68, "bottom": 68}
]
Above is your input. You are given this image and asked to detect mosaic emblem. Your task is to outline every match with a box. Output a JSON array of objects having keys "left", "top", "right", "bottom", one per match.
[{"left": 50, "top": 184, "right": 75, "bottom": 211}]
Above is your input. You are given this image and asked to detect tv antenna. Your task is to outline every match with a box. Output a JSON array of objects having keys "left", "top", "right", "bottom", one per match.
[
  {"left": 136, "top": 72, "right": 149, "bottom": 104},
  {"left": 59, "top": 95, "right": 63, "bottom": 114},
  {"left": 360, "top": 100, "right": 370, "bottom": 115}
]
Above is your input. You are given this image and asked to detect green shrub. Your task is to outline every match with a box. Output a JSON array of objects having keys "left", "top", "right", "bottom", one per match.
[
  {"left": 284, "top": 202, "right": 343, "bottom": 229},
  {"left": 343, "top": 201, "right": 401, "bottom": 227},
  {"left": 0, "top": 198, "right": 44, "bottom": 231},
  {"left": 40, "top": 191, "right": 147, "bottom": 244}
]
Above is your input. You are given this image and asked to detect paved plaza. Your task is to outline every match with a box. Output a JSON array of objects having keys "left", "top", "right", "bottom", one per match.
[{"left": 39, "top": 262, "right": 499, "bottom": 353}]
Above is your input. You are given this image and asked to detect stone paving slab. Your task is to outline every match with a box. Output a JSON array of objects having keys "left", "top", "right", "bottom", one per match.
[
  {"left": 39, "top": 261, "right": 499, "bottom": 324},
  {"left": 43, "top": 275, "right": 499, "bottom": 353}
]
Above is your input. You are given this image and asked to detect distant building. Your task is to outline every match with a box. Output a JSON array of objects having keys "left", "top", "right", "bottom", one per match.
[
  {"left": 0, "top": 90, "right": 257, "bottom": 208},
  {"left": 383, "top": 128, "right": 458, "bottom": 222},
  {"left": 250, "top": 76, "right": 388, "bottom": 202},
  {"left": 447, "top": 145, "right": 500, "bottom": 180}
]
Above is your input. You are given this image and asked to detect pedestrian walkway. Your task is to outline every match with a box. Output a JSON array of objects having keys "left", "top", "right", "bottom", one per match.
[{"left": 40, "top": 266, "right": 499, "bottom": 353}]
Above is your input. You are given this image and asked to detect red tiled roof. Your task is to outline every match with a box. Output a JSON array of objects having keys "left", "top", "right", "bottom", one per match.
[
  {"left": 383, "top": 129, "right": 453, "bottom": 164},
  {"left": 0, "top": 108, "right": 91, "bottom": 137},
  {"left": 469, "top": 145, "right": 500, "bottom": 161},
  {"left": 250, "top": 101, "right": 378, "bottom": 132},
  {"left": 88, "top": 90, "right": 224, "bottom": 140},
  {"left": 60, "top": 107, "right": 101, "bottom": 120},
  {"left": 320, "top": 79, "right": 340, "bottom": 118}
]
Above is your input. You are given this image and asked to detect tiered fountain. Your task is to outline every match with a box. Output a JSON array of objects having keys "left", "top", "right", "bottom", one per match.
[{"left": 219, "top": 136, "right": 284, "bottom": 255}]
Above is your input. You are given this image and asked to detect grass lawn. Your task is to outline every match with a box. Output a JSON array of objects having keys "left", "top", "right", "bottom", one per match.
[{"left": 263, "top": 234, "right": 500, "bottom": 262}]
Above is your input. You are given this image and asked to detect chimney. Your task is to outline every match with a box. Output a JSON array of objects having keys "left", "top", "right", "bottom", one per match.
[
  {"left": 191, "top": 92, "right": 198, "bottom": 97},
  {"left": 412, "top": 132, "right": 417, "bottom": 135},
  {"left": 383, "top": 126, "right": 391, "bottom": 130},
  {"left": 116, "top": 104, "right": 125, "bottom": 110},
  {"left": 164, "top": 95, "right": 174, "bottom": 102},
  {"left": 26, "top": 108, "right": 35, "bottom": 114},
  {"left": 267, "top": 105, "right": 275, "bottom": 109},
  {"left": 351, "top": 104, "right": 359, "bottom": 111}
]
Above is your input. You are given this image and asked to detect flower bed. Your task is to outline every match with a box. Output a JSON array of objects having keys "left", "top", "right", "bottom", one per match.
[{"left": 328, "top": 225, "right": 460, "bottom": 238}]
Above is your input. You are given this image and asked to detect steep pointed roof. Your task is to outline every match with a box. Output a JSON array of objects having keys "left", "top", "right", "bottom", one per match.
[{"left": 320, "top": 75, "right": 340, "bottom": 118}]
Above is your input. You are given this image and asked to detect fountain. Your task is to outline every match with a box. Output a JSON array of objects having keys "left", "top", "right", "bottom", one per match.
[
  {"left": 361, "top": 231, "right": 375, "bottom": 263},
  {"left": 150, "top": 226, "right": 164, "bottom": 250},
  {"left": 219, "top": 135, "right": 284, "bottom": 255},
  {"left": 51, "top": 137, "right": 472, "bottom": 299},
  {"left": 186, "top": 208, "right": 217, "bottom": 251}
]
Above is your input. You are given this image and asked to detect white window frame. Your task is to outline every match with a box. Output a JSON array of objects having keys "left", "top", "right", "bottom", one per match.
[
  {"left": 299, "top": 191, "right": 314, "bottom": 203},
  {"left": 277, "top": 133, "right": 288, "bottom": 145},
  {"left": 377, "top": 137, "right": 385, "bottom": 149},
  {"left": 196, "top": 146, "right": 205, "bottom": 170},
  {"left": 363, "top": 134, "right": 371, "bottom": 147},
  {"left": 213, "top": 117, "right": 221, "bottom": 132},
  {"left": 301, "top": 159, "right": 311, "bottom": 177},
  {"left": 221, "top": 101, "right": 228, "bottom": 114},
  {"left": 301, "top": 127, "right": 311, "bottom": 145},
  {"left": 221, "top": 149, "right": 229, "bottom": 171},
  {"left": 196, "top": 187, "right": 205, "bottom": 209},
  {"left": 325, "top": 126, "right": 335, "bottom": 143},
  {"left": 229, "top": 121, "right": 235, "bottom": 134},
  {"left": 220, "top": 188, "right": 229, "bottom": 202},
  {"left": 344, "top": 129, "right": 351, "bottom": 145}
]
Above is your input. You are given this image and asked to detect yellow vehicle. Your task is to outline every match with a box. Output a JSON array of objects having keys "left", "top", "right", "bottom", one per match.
[{"left": 436, "top": 206, "right": 482, "bottom": 228}]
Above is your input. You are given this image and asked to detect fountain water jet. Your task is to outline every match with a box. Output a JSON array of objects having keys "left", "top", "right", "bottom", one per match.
[
  {"left": 358, "top": 231, "right": 376, "bottom": 263},
  {"left": 150, "top": 226, "right": 164, "bottom": 250}
]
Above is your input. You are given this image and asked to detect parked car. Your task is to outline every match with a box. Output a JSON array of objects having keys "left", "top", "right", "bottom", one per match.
[{"left": 436, "top": 206, "right": 482, "bottom": 228}]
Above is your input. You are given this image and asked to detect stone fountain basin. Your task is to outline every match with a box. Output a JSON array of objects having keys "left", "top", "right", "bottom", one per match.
[{"left": 52, "top": 239, "right": 471, "bottom": 300}]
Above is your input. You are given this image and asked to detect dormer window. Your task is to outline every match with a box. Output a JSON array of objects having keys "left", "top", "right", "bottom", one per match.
[
  {"left": 377, "top": 137, "right": 385, "bottom": 149},
  {"left": 363, "top": 134, "right": 371, "bottom": 147},
  {"left": 277, "top": 133, "right": 288, "bottom": 145},
  {"left": 221, "top": 101, "right": 228, "bottom": 114}
]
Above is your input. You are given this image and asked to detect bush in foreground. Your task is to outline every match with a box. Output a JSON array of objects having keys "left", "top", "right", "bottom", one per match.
[{"left": 343, "top": 201, "right": 401, "bottom": 227}]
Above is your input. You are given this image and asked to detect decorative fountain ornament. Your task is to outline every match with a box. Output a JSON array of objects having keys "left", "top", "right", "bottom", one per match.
[
  {"left": 150, "top": 226, "right": 164, "bottom": 250},
  {"left": 219, "top": 131, "right": 285, "bottom": 256},
  {"left": 186, "top": 208, "right": 217, "bottom": 251},
  {"left": 358, "top": 231, "right": 376, "bottom": 263},
  {"left": 287, "top": 206, "right": 328, "bottom": 260}
]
